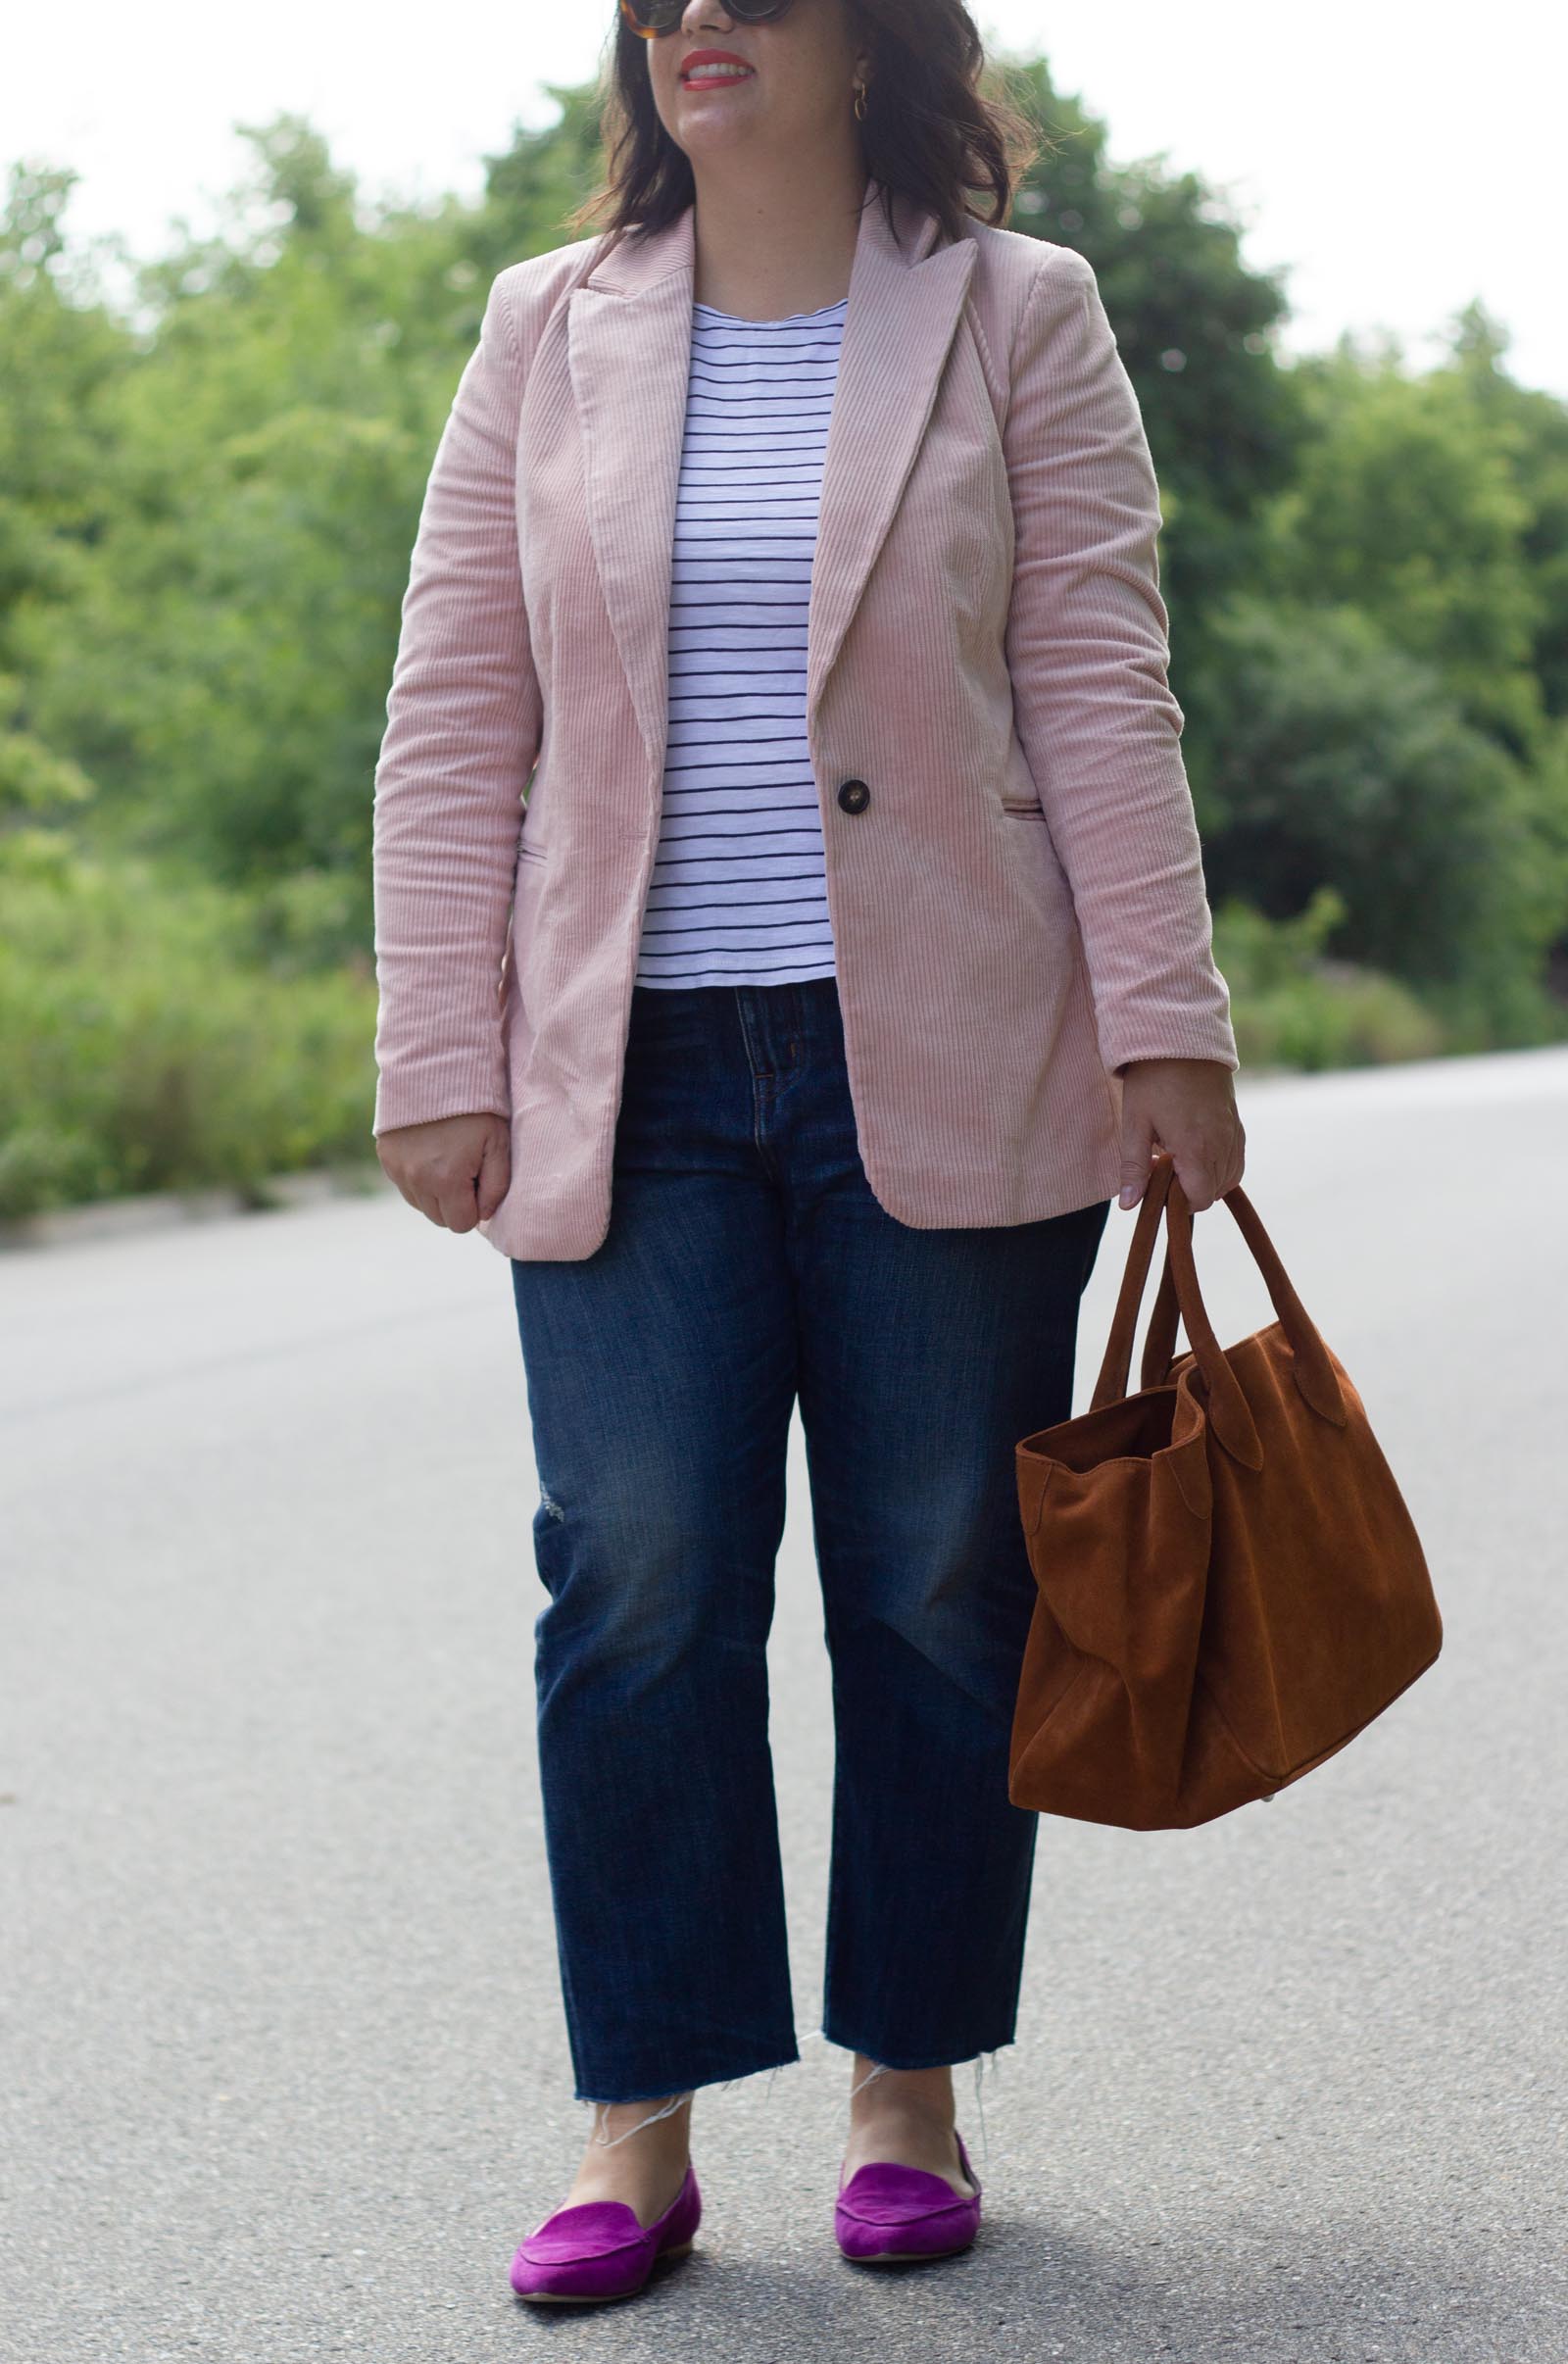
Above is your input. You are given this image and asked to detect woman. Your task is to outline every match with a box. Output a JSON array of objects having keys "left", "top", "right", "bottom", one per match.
[{"left": 371, "top": 0, "right": 1246, "bottom": 2304}]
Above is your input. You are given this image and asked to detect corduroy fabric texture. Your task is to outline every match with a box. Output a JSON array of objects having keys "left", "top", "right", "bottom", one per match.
[
  {"left": 1009, "top": 1155, "right": 1444, "bottom": 1830},
  {"left": 370, "top": 177, "right": 1240, "bottom": 1260}
]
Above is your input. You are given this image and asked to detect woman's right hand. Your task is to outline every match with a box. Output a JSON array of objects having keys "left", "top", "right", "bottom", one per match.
[{"left": 376, "top": 1112, "right": 512, "bottom": 1234}]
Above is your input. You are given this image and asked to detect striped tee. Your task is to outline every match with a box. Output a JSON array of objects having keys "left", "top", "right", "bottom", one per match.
[{"left": 631, "top": 295, "right": 848, "bottom": 990}]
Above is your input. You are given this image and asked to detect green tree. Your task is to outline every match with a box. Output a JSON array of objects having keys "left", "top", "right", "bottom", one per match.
[
  {"left": 1192, "top": 596, "right": 1566, "bottom": 1035},
  {"left": 1258, "top": 333, "right": 1545, "bottom": 753},
  {"left": 997, "top": 56, "right": 1309, "bottom": 672},
  {"left": 1443, "top": 298, "right": 1568, "bottom": 726}
]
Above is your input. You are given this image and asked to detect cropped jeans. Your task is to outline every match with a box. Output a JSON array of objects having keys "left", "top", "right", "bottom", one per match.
[{"left": 509, "top": 974, "right": 1110, "bottom": 2104}]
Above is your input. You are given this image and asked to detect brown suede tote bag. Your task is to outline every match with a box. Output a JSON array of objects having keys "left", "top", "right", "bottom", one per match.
[{"left": 1009, "top": 1154, "right": 1442, "bottom": 1830}]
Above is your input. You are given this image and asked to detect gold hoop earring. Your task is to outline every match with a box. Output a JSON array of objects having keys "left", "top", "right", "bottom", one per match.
[{"left": 853, "top": 80, "right": 868, "bottom": 123}]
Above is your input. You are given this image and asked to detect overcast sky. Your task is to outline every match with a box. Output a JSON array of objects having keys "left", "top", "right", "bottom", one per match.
[{"left": 6, "top": 0, "right": 1563, "bottom": 397}]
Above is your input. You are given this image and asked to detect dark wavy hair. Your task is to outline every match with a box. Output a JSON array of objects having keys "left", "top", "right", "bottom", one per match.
[{"left": 564, "top": 0, "right": 1047, "bottom": 261}]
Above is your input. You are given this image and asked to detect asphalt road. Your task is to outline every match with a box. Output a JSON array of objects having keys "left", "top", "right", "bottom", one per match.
[{"left": 3, "top": 1047, "right": 1565, "bottom": 2363}]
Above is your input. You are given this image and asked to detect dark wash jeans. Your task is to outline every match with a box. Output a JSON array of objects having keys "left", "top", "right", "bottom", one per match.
[{"left": 510, "top": 974, "right": 1110, "bottom": 2104}]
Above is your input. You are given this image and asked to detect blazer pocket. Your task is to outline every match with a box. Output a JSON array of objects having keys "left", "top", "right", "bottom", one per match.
[
  {"left": 518, "top": 836, "right": 550, "bottom": 864},
  {"left": 997, "top": 733, "right": 1047, "bottom": 816}
]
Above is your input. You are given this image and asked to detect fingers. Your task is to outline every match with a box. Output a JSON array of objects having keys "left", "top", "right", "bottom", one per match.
[
  {"left": 381, "top": 1137, "right": 505, "bottom": 1232},
  {"left": 1117, "top": 1109, "right": 1157, "bottom": 1209},
  {"left": 432, "top": 1121, "right": 512, "bottom": 1231},
  {"left": 1116, "top": 1082, "right": 1249, "bottom": 1209},
  {"left": 475, "top": 1124, "right": 513, "bottom": 1222},
  {"left": 437, "top": 1177, "right": 480, "bottom": 1232},
  {"left": 378, "top": 1149, "right": 439, "bottom": 1227},
  {"left": 1174, "top": 1123, "right": 1248, "bottom": 1214},
  {"left": 1177, "top": 1158, "right": 1217, "bottom": 1214}
]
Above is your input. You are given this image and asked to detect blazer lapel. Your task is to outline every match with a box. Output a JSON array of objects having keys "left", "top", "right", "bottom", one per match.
[{"left": 567, "top": 177, "right": 978, "bottom": 782}]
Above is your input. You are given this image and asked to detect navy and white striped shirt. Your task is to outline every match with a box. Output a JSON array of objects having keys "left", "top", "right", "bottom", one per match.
[{"left": 632, "top": 296, "right": 848, "bottom": 990}]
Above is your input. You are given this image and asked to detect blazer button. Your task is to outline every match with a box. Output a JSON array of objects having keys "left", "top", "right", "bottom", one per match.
[{"left": 837, "top": 777, "right": 871, "bottom": 813}]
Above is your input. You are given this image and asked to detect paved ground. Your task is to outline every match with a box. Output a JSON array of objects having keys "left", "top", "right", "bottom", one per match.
[{"left": 3, "top": 1046, "right": 1565, "bottom": 2363}]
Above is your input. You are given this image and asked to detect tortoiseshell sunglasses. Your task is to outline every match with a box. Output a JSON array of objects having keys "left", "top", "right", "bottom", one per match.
[{"left": 619, "top": 0, "right": 798, "bottom": 33}]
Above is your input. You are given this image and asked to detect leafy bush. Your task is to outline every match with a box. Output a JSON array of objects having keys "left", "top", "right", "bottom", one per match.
[
  {"left": 1213, "top": 889, "right": 1447, "bottom": 1071},
  {"left": 0, "top": 848, "right": 376, "bottom": 1218},
  {"left": 1192, "top": 600, "right": 1568, "bottom": 1028}
]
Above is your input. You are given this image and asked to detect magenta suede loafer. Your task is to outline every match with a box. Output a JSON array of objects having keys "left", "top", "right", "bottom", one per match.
[
  {"left": 834, "top": 2131, "right": 981, "bottom": 2263},
  {"left": 509, "top": 2161, "right": 702, "bottom": 2303}
]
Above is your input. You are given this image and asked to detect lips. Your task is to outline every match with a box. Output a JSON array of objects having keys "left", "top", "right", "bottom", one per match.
[{"left": 680, "top": 51, "right": 755, "bottom": 85}]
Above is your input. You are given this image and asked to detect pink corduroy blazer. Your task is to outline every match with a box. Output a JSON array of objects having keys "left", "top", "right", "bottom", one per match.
[{"left": 370, "top": 176, "right": 1238, "bottom": 1261}]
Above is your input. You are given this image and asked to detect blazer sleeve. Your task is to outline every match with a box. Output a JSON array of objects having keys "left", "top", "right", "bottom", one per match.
[
  {"left": 370, "top": 267, "right": 543, "bottom": 1136},
  {"left": 1002, "top": 243, "right": 1238, "bottom": 1076}
]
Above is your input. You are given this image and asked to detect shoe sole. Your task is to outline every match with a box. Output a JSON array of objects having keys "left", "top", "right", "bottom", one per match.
[
  {"left": 513, "top": 2241, "right": 695, "bottom": 2303},
  {"left": 839, "top": 2237, "right": 976, "bottom": 2265}
]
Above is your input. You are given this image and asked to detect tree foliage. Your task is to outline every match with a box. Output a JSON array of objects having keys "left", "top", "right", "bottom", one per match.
[{"left": 1, "top": 74, "right": 1565, "bottom": 1215}]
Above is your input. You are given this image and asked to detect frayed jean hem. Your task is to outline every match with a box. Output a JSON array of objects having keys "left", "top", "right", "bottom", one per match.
[{"left": 573, "top": 2039, "right": 803, "bottom": 2110}]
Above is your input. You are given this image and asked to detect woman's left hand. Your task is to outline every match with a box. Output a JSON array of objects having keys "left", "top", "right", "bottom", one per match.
[{"left": 1116, "top": 1058, "right": 1246, "bottom": 1214}]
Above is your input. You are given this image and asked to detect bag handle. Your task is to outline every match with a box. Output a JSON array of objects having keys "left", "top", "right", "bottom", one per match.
[
  {"left": 1139, "top": 1249, "right": 1184, "bottom": 1394},
  {"left": 1091, "top": 1153, "right": 1179, "bottom": 1409},
  {"left": 1092, "top": 1155, "right": 1348, "bottom": 1468}
]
